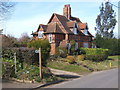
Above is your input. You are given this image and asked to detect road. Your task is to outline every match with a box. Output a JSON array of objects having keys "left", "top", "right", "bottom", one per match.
[{"left": 47, "top": 68, "right": 118, "bottom": 88}]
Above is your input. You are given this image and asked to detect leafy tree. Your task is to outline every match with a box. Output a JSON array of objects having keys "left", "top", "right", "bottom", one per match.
[
  {"left": 27, "top": 39, "right": 51, "bottom": 66},
  {"left": 95, "top": 1, "right": 117, "bottom": 38}
]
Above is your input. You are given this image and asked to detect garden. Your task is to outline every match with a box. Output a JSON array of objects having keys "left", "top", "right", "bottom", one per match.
[{"left": 1, "top": 39, "right": 119, "bottom": 84}]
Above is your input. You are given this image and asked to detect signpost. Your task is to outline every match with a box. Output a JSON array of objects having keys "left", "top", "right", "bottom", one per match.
[
  {"left": 14, "top": 52, "right": 17, "bottom": 74},
  {"left": 39, "top": 48, "right": 42, "bottom": 79},
  {"left": 35, "top": 48, "right": 42, "bottom": 79}
]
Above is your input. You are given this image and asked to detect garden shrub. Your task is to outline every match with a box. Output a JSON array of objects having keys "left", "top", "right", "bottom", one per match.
[
  {"left": 27, "top": 39, "right": 51, "bottom": 66},
  {"left": 2, "top": 59, "right": 16, "bottom": 79},
  {"left": 80, "top": 48, "right": 109, "bottom": 61},
  {"left": 76, "top": 55, "right": 85, "bottom": 63},
  {"left": 2, "top": 48, "right": 37, "bottom": 66},
  {"left": 66, "top": 56, "right": 75, "bottom": 64},
  {"left": 56, "top": 47, "right": 67, "bottom": 58},
  {"left": 17, "top": 65, "right": 58, "bottom": 83}
]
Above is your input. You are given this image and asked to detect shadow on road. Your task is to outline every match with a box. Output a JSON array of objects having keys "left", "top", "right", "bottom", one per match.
[{"left": 55, "top": 74, "right": 80, "bottom": 78}]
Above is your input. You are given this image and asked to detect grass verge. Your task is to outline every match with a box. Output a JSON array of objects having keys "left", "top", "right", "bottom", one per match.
[{"left": 47, "top": 61, "right": 91, "bottom": 75}]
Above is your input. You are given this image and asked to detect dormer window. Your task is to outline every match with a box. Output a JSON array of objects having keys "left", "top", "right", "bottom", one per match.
[
  {"left": 73, "top": 23, "right": 78, "bottom": 34},
  {"left": 73, "top": 28, "right": 77, "bottom": 34},
  {"left": 84, "top": 29, "right": 88, "bottom": 35},
  {"left": 38, "top": 31, "right": 44, "bottom": 38}
]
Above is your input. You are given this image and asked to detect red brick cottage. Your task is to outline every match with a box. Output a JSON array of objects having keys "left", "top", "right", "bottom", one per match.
[{"left": 31, "top": 4, "right": 93, "bottom": 55}]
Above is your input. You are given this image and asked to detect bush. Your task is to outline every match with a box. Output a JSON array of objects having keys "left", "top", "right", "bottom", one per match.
[
  {"left": 94, "top": 35, "right": 120, "bottom": 55},
  {"left": 56, "top": 47, "right": 67, "bottom": 58},
  {"left": 2, "top": 59, "right": 16, "bottom": 79},
  {"left": 66, "top": 56, "right": 75, "bottom": 64},
  {"left": 17, "top": 65, "right": 58, "bottom": 83},
  {"left": 76, "top": 55, "right": 85, "bottom": 63},
  {"left": 2, "top": 48, "right": 37, "bottom": 66},
  {"left": 27, "top": 39, "right": 51, "bottom": 66},
  {"left": 80, "top": 48, "right": 109, "bottom": 61}
]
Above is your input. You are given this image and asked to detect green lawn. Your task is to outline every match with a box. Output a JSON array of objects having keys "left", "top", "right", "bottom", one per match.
[
  {"left": 78, "top": 55, "right": 119, "bottom": 71},
  {"left": 47, "top": 55, "right": 119, "bottom": 75},
  {"left": 47, "top": 61, "right": 91, "bottom": 75}
]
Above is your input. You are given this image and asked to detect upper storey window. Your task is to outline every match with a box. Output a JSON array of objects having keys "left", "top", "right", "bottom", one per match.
[
  {"left": 73, "top": 23, "right": 78, "bottom": 34},
  {"left": 38, "top": 31, "right": 44, "bottom": 38},
  {"left": 84, "top": 29, "right": 88, "bottom": 35}
]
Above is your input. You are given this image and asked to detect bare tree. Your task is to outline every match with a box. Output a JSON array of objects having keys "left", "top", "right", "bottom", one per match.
[
  {"left": 18, "top": 32, "right": 31, "bottom": 46},
  {"left": 0, "top": 0, "right": 15, "bottom": 21}
]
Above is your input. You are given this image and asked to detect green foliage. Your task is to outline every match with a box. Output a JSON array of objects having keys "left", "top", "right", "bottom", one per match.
[
  {"left": 94, "top": 35, "right": 120, "bottom": 55},
  {"left": 66, "top": 56, "right": 75, "bottom": 64},
  {"left": 2, "top": 59, "right": 16, "bottom": 79},
  {"left": 80, "top": 48, "right": 109, "bottom": 61},
  {"left": 56, "top": 47, "right": 67, "bottom": 58},
  {"left": 2, "top": 48, "right": 37, "bottom": 66},
  {"left": 27, "top": 39, "right": 51, "bottom": 66},
  {"left": 95, "top": 1, "right": 117, "bottom": 38},
  {"left": 70, "top": 40, "right": 76, "bottom": 55},
  {"left": 17, "top": 64, "right": 58, "bottom": 83}
]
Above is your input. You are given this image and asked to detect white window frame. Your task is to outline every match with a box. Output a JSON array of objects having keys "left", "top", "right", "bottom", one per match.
[
  {"left": 83, "top": 42, "right": 88, "bottom": 48},
  {"left": 84, "top": 29, "right": 88, "bottom": 35},
  {"left": 73, "top": 28, "right": 77, "bottom": 34},
  {"left": 49, "top": 34, "right": 52, "bottom": 43},
  {"left": 38, "top": 31, "right": 44, "bottom": 38},
  {"left": 73, "top": 23, "right": 78, "bottom": 34}
]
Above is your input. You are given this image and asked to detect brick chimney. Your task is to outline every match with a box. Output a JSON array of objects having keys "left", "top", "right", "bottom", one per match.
[{"left": 63, "top": 4, "right": 71, "bottom": 20}]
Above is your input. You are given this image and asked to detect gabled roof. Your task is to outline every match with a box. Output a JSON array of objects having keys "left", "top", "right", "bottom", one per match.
[
  {"left": 67, "top": 21, "right": 76, "bottom": 28},
  {"left": 70, "top": 16, "right": 82, "bottom": 22},
  {"left": 45, "top": 22, "right": 64, "bottom": 34},
  {"left": 37, "top": 24, "right": 47, "bottom": 32},
  {"left": 78, "top": 22, "right": 88, "bottom": 30},
  {"left": 48, "top": 13, "right": 73, "bottom": 34}
]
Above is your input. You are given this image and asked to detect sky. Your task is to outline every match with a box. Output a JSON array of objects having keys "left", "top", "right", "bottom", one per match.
[{"left": 1, "top": 0, "right": 119, "bottom": 38}]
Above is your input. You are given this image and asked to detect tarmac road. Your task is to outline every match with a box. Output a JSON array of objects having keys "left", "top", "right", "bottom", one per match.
[{"left": 47, "top": 68, "right": 118, "bottom": 88}]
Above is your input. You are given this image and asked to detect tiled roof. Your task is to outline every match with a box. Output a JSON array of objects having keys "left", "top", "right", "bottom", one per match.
[
  {"left": 45, "top": 22, "right": 64, "bottom": 34},
  {"left": 31, "top": 31, "right": 38, "bottom": 35},
  {"left": 67, "top": 21, "right": 76, "bottom": 28},
  {"left": 78, "top": 22, "right": 87, "bottom": 30},
  {"left": 70, "top": 16, "right": 82, "bottom": 22},
  {"left": 37, "top": 24, "right": 47, "bottom": 32},
  {"left": 54, "top": 13, "right": 73, "bottom": 34}
]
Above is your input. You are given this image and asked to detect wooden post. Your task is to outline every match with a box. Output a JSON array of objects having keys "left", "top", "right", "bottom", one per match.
[
  {"left": 14, "top": 52, "right": 17, "bottom": 74},
  {"left": 39, "top": 48, "right": 42, "bottom": 79}
]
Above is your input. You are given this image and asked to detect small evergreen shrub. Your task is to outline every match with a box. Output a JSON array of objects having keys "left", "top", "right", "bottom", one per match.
[{"left": 66, "top": 56, "right": 75, "bottom": 64}]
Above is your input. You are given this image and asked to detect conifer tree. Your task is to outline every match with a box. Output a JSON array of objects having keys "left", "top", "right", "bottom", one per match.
[{"left": 95, "top": 1, "right": 117, "bottom": 38}]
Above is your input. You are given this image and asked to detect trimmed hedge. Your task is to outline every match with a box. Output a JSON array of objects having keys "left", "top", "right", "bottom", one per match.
[{"left": 80, "top": 48, "right": 109, "bottom": 61}]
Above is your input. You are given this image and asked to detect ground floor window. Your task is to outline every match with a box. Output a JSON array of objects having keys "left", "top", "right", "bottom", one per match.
[
  {"left": 83, "top": 42, "right": 88, "bottom": 48},
  {"left": 49, "top": 34, "right": 52, "bottom": 43}
]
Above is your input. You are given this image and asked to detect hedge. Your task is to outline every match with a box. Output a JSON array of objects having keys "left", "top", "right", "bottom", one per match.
[
  {"left": 80, "top": 48, "right": 109, "bottom": 61},
  {"left": 2, "top": 47, "right": 38, "bottom": 66}
]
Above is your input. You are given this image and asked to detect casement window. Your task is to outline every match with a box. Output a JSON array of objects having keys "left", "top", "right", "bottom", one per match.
[
  {"left": 84, "top": 29, "right": 88, "bottom": 35},
  {"left": 73, "top": 28, "right": 77, "bottom": 34},
  {"left": 49, "top": 34, "right": 52, "bottom": 43},
  {"left": 38, "top": 31, "right": 44, "bottom": 38},
  {"left": 83, "top": 42, "right": 88, "bottom": 48},
  {"left": 73, "top": 23, "right": 78, "bottom": 34}
]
